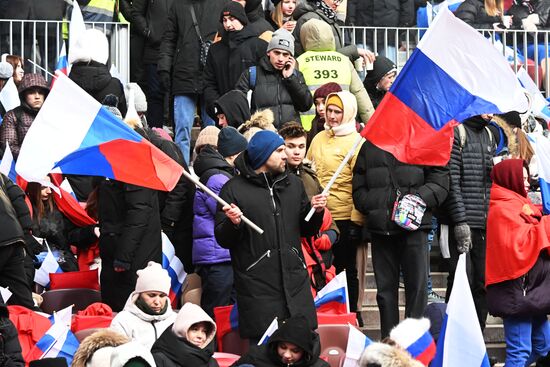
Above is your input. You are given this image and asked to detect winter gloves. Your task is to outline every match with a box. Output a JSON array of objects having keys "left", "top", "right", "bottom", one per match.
[{"left": 454, "top": 222, "right": 472, "bottom": 254}]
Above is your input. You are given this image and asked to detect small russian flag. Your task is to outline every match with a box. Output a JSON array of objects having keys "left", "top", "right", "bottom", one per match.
[
  {"left": 34, "top": 243, "right": 63, "bottom": 288},
  {"left": 258, "top": 317, "right": 278, "bottom": 345},
  {"left": 390, "top": 318, "right": 436, "bottom": 366},
  {"left": 161, "top": 232, "right": 187, "bottom": 308},
  {"left": 213, "top": 303, "right": 239, "bottom": 351},
  {"left": 0, "top": 142, "right": 17, "bottom": 182},
  {"left": 314, "top": 271, "right": 349, "bottom": 314},
  {"left": 343, "top": 324, "right": 373, "bottom": 367},
  {"left": 535, "top": 136, "right": 550, "bottom": 214}
]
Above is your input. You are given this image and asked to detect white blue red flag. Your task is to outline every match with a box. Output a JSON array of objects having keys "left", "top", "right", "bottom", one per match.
[
  {"left": 161, "top": 232, "right": 187, "bottom": 308},
  {"left": 258, "top": 317, "right": 278, "bottom": 345},
  {"left": 0, "top": 77, "right": 20, "bottom": 117},
  {"left": 0, "top": 142, "right": 16, "bottom": 182},
  {"left": 362, "top": 7, "right": 528, "bottom": 166},
  {"left": 314, "top": 271, "right": 349, "bottom": 314},
  {"left": 16, "top": 72, "right": 183, "bottom": 191},
  {"left": 343, "top": 324, "right": 372, "bottom": 367},
  {"left": 34, "top": 243, "right": 63, "bottom": 288},
  {"left": 431, "top": 254, "right": 490, "bottom": 367}
]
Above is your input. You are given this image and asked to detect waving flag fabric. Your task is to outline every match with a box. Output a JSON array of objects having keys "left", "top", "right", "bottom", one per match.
[
  {"left": 343, "top": 325, "right": 372, "bottom": 367},
  {"left": 68, "top": 1, "right": 85, "bottom": 70},
  {"left": 0, "top": 142, "right": 16, "bottom": 182},
  {"left": 161, "top": 232, "right": 187, "bottom": 307},
  {"left": 16, "top": 72, "right": 183, "bottom": 191},
  {"left": 258, "top": 317, "right": 278, "bottom": 345},
  {"left": 314, "top": 271, "right": 349, "bottom": 314},
  {"left": 431, "top": 254, "right": 490, "bottom": 367},
  {"left": 55, "top": 42, "right": 68, "bottom": 76},
  {"left": 362, "top": 7, "right": 528, "bottom": 166},
  {"left": 535, "top": 136, "right": 550, "bottom": 214},
  {"left": 34, "top": 244, "right": 63, "bottom": 288},
  {"left": 0, "top": 77, "right": 19, "bottom": 118},
  {"left": 213, "top": 304, "right": 239, "bottom": 351},
  {"left": 517, "top": 67, "right": 550, "bottom": 122}
]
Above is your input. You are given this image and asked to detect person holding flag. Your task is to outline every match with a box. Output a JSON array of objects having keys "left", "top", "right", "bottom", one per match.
[
  {"left": 352, "top": 132, "right": 449, "bottom": 338},
  {"left": 110, "top": 261, "right": 177, "bottom": 350},
  {"left": 233, "top": 315, "right": 329, "bottom": 367},
  {"left": 486, "top": 159, "right": 550, "bottom": 367}
]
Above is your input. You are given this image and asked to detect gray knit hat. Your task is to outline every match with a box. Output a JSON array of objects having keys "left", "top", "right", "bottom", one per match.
[
  {"left": 0, "top": 61, "right": 13, "bottom": 79},
  {"left": 267, "top": 28, "right": 295, "bottom": 56}
]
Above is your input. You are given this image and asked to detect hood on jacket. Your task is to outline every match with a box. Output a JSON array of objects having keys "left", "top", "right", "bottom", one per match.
[
  {"left": 121, "top": 290, "right": 176, "bottom": 323},
  {"left": 238, "top": 108, "right": 277, "bottom": 140},
  {"left": 68, "top": 29, "right": 109, "bottom": 65},
  {"left": 359, "top": 342, "right": 424, "bottom": 367},
  {"left": 110, "top": 341, "right": 156, "bottom": 367},
  {"left": 193, "top": 144, "right": 234, "bottom": 178},
  {"left": 490, "top": 115, "right": 518, "bottom": 157},
  {"left": 462, "top": 115, "right": 490, "bottom": 130},
  {"left": 300, "top": 18, "right": 335, "bottom": 52},
  {"left": 363, "top": 56, "right": 397, "bottom": 93},
  {"left": 323, "top": 90, "right": 358, "bottom": 136},
  {"left": 244, "top": 0, "right": 263, "bottom": 20},
  {"left": 293, "top": 1, "right": 318, "bottom": 21},
  {"left": 69, "top": 62, "right": 115, "bottom": 94},
  {"left": 72, "top": 329, "right": 130, "bottom": 367},
  {"left": 491, "top": 158, "right": 528, "bottom": 197},
  {"left": 214, "top": 90, "right": 251, "bottom": 127},
  {"left": 172, "top": 303, "right": 217, "bottom": 346},
  {"left": 267, "top": 315, "right": 320, "bottom": 363},
  {"left": 17, "top": 73, "right": 49, "bottom": 98}
]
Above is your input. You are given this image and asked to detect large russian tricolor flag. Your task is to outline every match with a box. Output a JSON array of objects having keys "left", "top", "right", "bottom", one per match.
[
  {"left": 431, "top": 254, "right": 490, "bottom": 367},
  {"left": 16, "top": 72, "right": 183, "bottom": 191},
  {"left": 362, "top": 7, "right": 528, "bottom": 166},
  {"left": 535, "top": 136, "right": 550, "bottom": 214},
  {"left": 314, "top": 270, "right": 349, "bottom": 314}
]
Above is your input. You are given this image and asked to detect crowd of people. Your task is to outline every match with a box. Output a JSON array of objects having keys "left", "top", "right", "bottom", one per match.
[{"left": 1, "top": 0, "right": 550, "bottom": 367}]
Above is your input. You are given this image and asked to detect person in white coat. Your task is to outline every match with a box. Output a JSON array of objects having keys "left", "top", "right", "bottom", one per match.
[{"left": 111, "top": 261, "right": 177, "bottom": 350}]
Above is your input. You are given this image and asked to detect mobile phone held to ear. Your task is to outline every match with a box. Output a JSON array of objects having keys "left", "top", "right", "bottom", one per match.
[{"left": 284, "top": 62, "right": 292, "bottom": 71}]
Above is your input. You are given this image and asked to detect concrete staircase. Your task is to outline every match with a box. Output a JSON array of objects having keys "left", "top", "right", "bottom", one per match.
[{"left": 360, "top": 247, "right": 507, "bottom": 364}]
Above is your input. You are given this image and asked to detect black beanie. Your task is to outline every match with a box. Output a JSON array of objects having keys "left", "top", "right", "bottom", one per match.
[
  {"left": 220, "top": 2, "right": 248, "bottom": 26},
  {"left": 365, "top": 56, "right": 397, "bottom": 84},
  {"left": 498, "top": 111, "right": 522, "bottom": 128},
  {"left": 218, "top": 126, "right": 248, "bottom": 157},
  {"left": 29, "top": 358, "right": 69, "bottom": 367}
]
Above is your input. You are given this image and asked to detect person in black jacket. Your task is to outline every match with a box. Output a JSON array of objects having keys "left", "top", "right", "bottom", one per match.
[
  {"left": 0, "top": 303, "right": 25, "bottom": 367},
  {"left": 213, "top": 90, "right": 251, "bottom": 128},
  {"left": 204, "top": 2, "right": 268, "bottom": 120},
  {"left": 215, "top": 130, "right": 327, "bottom": 341},
  {"left": 363, "top": 56, "right": 397, "bottom": 109},
  {"left": 132, "top": 0, "right": 173, "bottom": 127},
  {"left": 440, "top": 114, "right": 497, "bottom": 331},
  {"left": 158, "top": 0, "right": 226, "bottom": 165},
  {"left": 352, "top": 141, "right": 449, "bottom": 338},
  {"left": 0, "top": 174, "right": 36, "bottom": 309},
  {"left": 235, "top": 28, "right": 313, "bottom": 129},
  {"left": 233, "top": 315, "right": 329, "bottom": 367},
  {"left": 454, "top": 0, "right": 503, "bottom": 29},
  {"left": 0, "top": 0, "right": 32, "bottom": 68},
  {"left": 68, "top": 29, "right": 128, "bottom": 116},
  {"left": 239, "top": 0, "right": 275, "bottom": 36}
]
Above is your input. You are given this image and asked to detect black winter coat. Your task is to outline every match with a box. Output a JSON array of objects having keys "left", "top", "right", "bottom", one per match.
[
  {"left": 152, "top": 328, "right": 219, "bottom": 367},
  {"left": 245, "top": 0, "right": 275, "bottom": 35},
  {"left": 347, "top": 0, "right": 414, "bottom": 27},
  {"left": 352, "top": 141, "right": 449, "bottom": 235},
  {"left": 203, "top": 27, "right": 268, "bottom": 119},
  {"left": 440, "top": 118, "right": 496, "bottom": 229},
  {"left": 0, "top": 305, "right": 25, "bottom": 367},
  {"left": 454, "top": 0, "right": 501, "bottom": 29},
  {"left": 69, "top": 61, "right": 128, "bottom": 116},
  {"left": 0, "top": 174, "right": 32, "bottom": 248},
  {"left": 214, "top": 153, "right": 323, "bottom": 339},
  {"left": 97, "top": 179, "right": 162, "bottom": 268},
  {"left": 32, "top": 0, "right": 65, "bottom": 20},
  {"left": 132, "top": 0, "right": 174, "bottom": 64},
  {"left": 158, "top": 0, "right": 227, "bottom": 96},
  {"left": 235, "top": 56, "right": 313, "bottom": 129}
]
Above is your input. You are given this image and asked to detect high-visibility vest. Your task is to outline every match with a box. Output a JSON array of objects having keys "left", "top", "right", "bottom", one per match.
[
  {"left": 297, "top": 50, "right": 352, "bottom": 131},
  {"left": 63, "top": 0, "right": 117, "bottom": 38}
]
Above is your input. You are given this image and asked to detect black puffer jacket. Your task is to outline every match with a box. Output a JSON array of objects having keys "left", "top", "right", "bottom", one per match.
[
  {"left": 132, "top": 0, "right": 174, "bottom": 64},
  {"left": 203, "top": 26, "right": 268, "bottom": 119},
  {"left": 0, "top": 304, "right": 25, "bottom": 367},
  {"left": 158, "top": 0, "right": 227, "bottom": 96},
  {"left": 69, "top": 61, "right": 128, "bottom": 116},
  {"left": 214, "top": 152, "right": 323, "bottom": 339},
  {"left": 352, "top": 141, "right": 449, "bottom": 235},
  {"left": 439, "top": 117, "right": 496, "bottom": 229},
  {"left": 235, "top": 56, "right": 313, "bottom": 129},
  {"left": 293, "top": 1, "right": 359, "bottom": 58},
  {"left": 454, "top": 0, "right": 501, "bottom": 29},
  {"left": 347, "top": 0, "right": 414, "bottom": 27},
  {"left": 0, "top": 174, "right": 31, "bottom": 248}
]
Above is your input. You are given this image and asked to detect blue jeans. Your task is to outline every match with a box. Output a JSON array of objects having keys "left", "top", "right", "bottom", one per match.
[
  {"left": 173, "top": 94, "right": 215, "bottom": 165},
  {"left": 196, "top": 262, "right": 235, "bottom": 318},
  {"left": 504, "top": 315, "right": 550, "bottom": 367}
]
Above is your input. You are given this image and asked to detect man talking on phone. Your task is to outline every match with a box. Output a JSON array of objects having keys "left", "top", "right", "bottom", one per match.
[{"left": 235, "top": 28, "right": 313, "bottom": 129}]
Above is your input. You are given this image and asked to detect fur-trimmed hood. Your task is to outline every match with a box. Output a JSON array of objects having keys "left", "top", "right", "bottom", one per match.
[
  {"left": 72, "top": 329, "right": 129, "bottom": 367},
  {"left": 238, "top": 109, "right": 277, "bottom": 140},
  {"left": 359, "top": 342, "right": 424, "bottom": 367},
  {"left": 491, "top": 115, "right": 518, "bottom": 157}
]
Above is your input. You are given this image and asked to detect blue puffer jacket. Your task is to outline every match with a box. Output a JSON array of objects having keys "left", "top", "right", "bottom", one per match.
[{"left": 192, "top": 145, "right": 234, "bottom": 265}]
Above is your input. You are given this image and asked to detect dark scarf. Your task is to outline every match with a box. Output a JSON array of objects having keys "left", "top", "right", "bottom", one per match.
[
  {"left": 136, "top": 296, "right": 169, "bottom": 316},
  {"left": 314, "top": 0, "right": 336, "bottom": 20}
]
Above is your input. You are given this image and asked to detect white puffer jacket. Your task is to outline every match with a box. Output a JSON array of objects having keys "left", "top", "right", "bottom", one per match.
[{"left": 110, "top": 291, "right": 177, "bottom": 350}]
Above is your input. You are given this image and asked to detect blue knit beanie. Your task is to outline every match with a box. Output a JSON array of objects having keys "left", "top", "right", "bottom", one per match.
[{"left": 247, "top": 130, "right": 285, "bottom": 170}]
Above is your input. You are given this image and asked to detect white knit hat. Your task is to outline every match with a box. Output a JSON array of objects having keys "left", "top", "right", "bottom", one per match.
[
  {"left": 124, "top": 82, "right": 147, "bottom": 113},
  {"left": 0, "top": 61, "right": 13, "bottom": 79},
  {"left": 135, "top": 261, "right": 171, "bottom": 295},
  {"left": 68, "top": 29, "right": 109, "bottom": 65}
]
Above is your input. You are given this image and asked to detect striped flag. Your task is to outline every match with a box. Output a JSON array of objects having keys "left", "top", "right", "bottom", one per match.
[
  {"left": 314, "top": 271, "right": 349, "bottom": 314},
  {"left": 431, "top": 254, "right": 490, "bottom": 367},
  {"left": 343, "top": 324, "right": 373, "bottom": 367},
  {"left": 0, "top": 142, "right": 16, "bottom": 182},
  {"left": 535, "top": 136, "right": 550, "bottom": 214},
  {"left": 161, "top": 232, "right": 187, "bottom": 307},
  {"left": 258, "top": 317, "right": 278, "bottom": 345},
  {"left": 517, "top": 67, "right": 550, "bottom": 123},
  {"left": 34, "top": 243, "right": 63, "bottom": 288}
]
